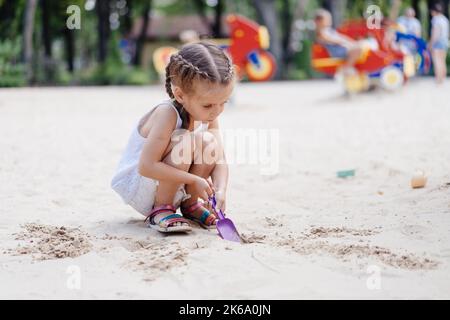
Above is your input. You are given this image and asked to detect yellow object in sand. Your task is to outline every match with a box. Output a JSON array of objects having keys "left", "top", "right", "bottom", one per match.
[{"left": 411, "top": 170, "right": 427, "bottom": 189}]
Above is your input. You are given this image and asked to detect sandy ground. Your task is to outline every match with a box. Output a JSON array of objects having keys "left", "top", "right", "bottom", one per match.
[{"left": 0, "top": 79, "right": 449, "bottom": 299}]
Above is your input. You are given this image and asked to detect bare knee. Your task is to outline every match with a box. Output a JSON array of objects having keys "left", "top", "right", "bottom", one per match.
[
  {"left": 348, "top": 47, "right": 362, "bottom": 58},
  {"left": 193, "top": 131, "right": 219, "bottom": 165},
  {"left": 164, "top": 131, "right": 196, "bottom": 170}
]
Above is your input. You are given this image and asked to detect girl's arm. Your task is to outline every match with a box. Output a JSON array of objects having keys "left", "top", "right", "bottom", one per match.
[
  {"left": 429, "top": 20, "right": 439, "bottom": 44},
  {"left": 138, "top": 106, "right": 198, "bottom": 185},
  {"left": 208, "top": 118, "right": 229, "bottom": 211},
  {"left": 319, "top": 28, "right": 355, "bottom": 47}
]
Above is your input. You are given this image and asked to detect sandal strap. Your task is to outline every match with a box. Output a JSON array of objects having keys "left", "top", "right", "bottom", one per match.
[
  {"left": 160, "top": 214, "right": 183, "bottom": 222},
  {"left": 160, "top": 217, "right": 189, "bottom": 227},
  {"left": 145, "top": 204, "right": 176, "bottom": 225},
  {"left": 180, "top": 201, "right": 203, "bottom": 215},
  {"left": 199, "top": 210, "right": 211, "bottom": 224},
  {"left": 181, "top": 202, "right": 215, "bottom": 226}
]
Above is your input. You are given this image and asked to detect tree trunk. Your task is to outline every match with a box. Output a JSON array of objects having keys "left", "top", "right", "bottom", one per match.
[
  {"left": 388, "top": 0, "right": 402, "bottom": 21},
  {"left": 322, "top": 0, "right": 347, "bottom": 28},
  {"left": 23, "top": 0, "right": 38, "bottom": 84},
  {"left": 212, "top": 0, "right": 224, "bottom": 38},
  {"left": 123, "top": 0, "right": 133, "bottom": 36},
  {"left": 194, "top": 0, "right": 213, "bottom": 35},
  {"left": 133, "top": 1, "right": 152, "bottom": 66},
  {"left": 252, "top": 0, "right": 283, "bottom": 79},
  {"left": 97, "top": 0, "right": 111, "bottom": 63},
  {"left": 281, "top": 0, "right": 292, "bottom": 57},
  {"left": 64, "top": 25, "right": 75, "bottom": 72},
  {"left": 41, "top": 0, "right": 53, "bottom": 80},
  {"left": 412, "top": 0, "right": 421, "bottom": 21}
]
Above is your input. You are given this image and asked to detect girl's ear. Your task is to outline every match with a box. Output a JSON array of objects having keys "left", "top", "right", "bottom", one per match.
[{"left": 172, "top": 85, "right": 185, "bottom": 104}]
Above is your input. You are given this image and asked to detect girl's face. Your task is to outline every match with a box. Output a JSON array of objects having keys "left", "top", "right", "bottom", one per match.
[
  {"left": 173, "top": 80, "right": 234, "bottom": 124},
  {"left": 315, "top": 13, "right": 332, "bottom": 29}
]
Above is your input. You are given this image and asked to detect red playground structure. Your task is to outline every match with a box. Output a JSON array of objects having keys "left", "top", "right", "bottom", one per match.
[
  {"left": 311, "top": 19, "right": 423, "bottom": 92},
  {"left": 153, "top": 14, "right": 277, "bottom": 82},
  {"left": 224, "top": 14, "right": 276, "bottom": 81}
]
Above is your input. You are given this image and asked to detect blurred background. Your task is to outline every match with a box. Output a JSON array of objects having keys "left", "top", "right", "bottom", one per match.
[{"left": 0, "top": 0, "right": 448, "bottom": 87}]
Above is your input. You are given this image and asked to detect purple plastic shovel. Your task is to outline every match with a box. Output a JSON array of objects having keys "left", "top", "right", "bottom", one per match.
[{"left": 209, "top": 195, "right": 241, "bottom": 243}]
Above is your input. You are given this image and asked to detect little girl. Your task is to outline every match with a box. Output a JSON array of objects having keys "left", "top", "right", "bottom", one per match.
[
  {"left": 314, "top": 8, "right": 362, "bottom": 75},
  {"left": 429, "top": 3, "right": 449, "bottom": 84},
  {"left": 111, "top": 42, "right": 234, "bottom": 233}
]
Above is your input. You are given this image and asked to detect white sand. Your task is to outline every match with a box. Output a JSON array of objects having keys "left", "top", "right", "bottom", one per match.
[{"left": 1, "top": 79, "right": 449, "bottom": 299}]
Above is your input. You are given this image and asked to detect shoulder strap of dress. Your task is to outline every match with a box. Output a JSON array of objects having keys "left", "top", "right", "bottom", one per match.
[
  {"left": 164, "top": 100, "right": 183, "bottom": 129},
  {"left": 155, "top": 100, "right": 183, "bottom": 129},
  {"left": 138, "top": 100, "right": 182, "bottom": 131}
]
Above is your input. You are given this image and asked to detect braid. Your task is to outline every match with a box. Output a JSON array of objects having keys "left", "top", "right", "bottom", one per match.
[
  {"left": 165, "top": 54, "right": 190, "bottom": 129},
  {"left": 223, "top": 53, "right": 234, "bottom": 82},
  {"left": 173, "top": 53, "right": 210, "bottom": 80},
  {"left": 165, "top": 76, "right": 174, "bottom": 99}
]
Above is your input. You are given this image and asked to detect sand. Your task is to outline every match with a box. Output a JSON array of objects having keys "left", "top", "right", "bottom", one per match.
[{"left": 0, "top": 79, "right": 449, "bottom": 299}]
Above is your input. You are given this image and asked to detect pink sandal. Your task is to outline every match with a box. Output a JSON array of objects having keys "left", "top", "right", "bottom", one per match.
[
  {"left": 181, "top": 202, "right": 217, "bottom": 229},
  {"left": 145, "top": 204, "right": 192, "bottom": 233}
]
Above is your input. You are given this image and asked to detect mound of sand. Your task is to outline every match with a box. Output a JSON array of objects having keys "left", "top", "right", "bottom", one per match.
[{"left": 8, "top": 223, "right": 92, "bottom": 260}]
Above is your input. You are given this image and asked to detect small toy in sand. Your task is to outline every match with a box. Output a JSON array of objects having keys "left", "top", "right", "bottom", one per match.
[
  {"left": 337, "top": 169, "right": 355, "bottom": 178},
  {"left": 411, "top": 170, "right": 427, "bottom": 189},
  {"left": 209, "top": 195, "right": 241, "bottom": 243}
]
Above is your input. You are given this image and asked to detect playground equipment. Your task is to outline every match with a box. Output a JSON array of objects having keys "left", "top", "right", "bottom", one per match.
[
  {"left": 311, "top": 19, "right": 430, "bottom": 93},
  {"left": 395, "top": 32, "right": 431, "bottom": 75},
  {"left": 224, "top": 14, "right": 276, "bottom": 81},
  {"left": 152, "top": 14, "right": 277, "bottom": 82},
  {"left": 152, "top": 46, "right": 179, "bottom": 78}
]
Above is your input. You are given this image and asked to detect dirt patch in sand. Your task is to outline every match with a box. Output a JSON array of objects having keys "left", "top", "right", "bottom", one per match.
[
  {"left": 6, "top": 224, "right": 189, "bottom": 280},
  {"left": 304, "top": 226, "right": 380, "bottom": 239},
  {"left": 238, "top": 226, "right": 438, "bottom": 270},
  {"left": 240, "top": 232, "right": 266, "bottom": 244},
  {"left": 276, "top": 238, "right": 439, "bottom": 270},
  {"left": 123, "top": 240, "right": 189, "bottom": 281},
  {"left": 8, "top": 223, "right": 92, "bottom": 260}
]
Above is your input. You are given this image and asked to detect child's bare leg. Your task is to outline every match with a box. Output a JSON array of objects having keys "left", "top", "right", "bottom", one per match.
[
  {"left": 432, "top": 50, "right": 444, "bottom": 83},
  {"left": 439, "top": 50, "right": 447, "bottom": 83},
  {"left": 344, "top": 46, "right": 362, "bottom": 69},
  {"left": 152, "top": 132, "right": 194, "bottom": 226},
  {"left": 432, "top": 50, "right": 438, "bottom": 82},
  {"left": 182, "top": 131, "right": 219, "bottom": 222}
]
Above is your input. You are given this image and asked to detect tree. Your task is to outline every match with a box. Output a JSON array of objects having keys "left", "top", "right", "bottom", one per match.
[
  {"left": 23, "top": 0, "right": 37, "bottom": 83},
  {"left": 252, "top": 0, "right": 283, "bottom": 79},
  {"left": 97, "top": 0, "right": 111, "bottom": 63},
  {"left": 322, "top": 0, "right": 347, "bottom": 28},
  {"left": 212, "top": 0, "right": 225, "bottom": 37},
  {"left": 133, "top": 0, "right": 152, "bottom": 66}
]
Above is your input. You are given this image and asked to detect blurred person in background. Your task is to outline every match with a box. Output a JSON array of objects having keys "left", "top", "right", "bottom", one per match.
[{"left": 429, "top": 3, "right": 449, "bottom": 84}]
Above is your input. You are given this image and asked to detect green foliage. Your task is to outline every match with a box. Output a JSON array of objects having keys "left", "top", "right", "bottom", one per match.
[
  {"left": 77, "top": 33, "right": 153, "bottom": 85},
  {"left": 78, "top": 61, "right": 152, "bottom": 85},
  {"left": 290, "top": 39, "right": 314, "bottom": 80},
  {"left": 0, "top": 38, "right": 26, "bottom": 87},
  {"left": 0, "top": 0, "right": 26, "bottom": 40},
  {"left": 153, "top": 0, "right": 198, "bottom": 16}
]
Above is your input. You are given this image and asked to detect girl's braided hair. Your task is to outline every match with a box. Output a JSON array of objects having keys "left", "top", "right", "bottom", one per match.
[{"left": 165, "top": 41, "right": 234, "bottom": 129}]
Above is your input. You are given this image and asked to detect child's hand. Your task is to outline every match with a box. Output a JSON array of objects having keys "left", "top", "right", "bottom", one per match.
[
  {"left": 214, "top": 190, "right": 226, "bottom": 213},
  {"left": 192, "top": 176, "right": 214, "bottom": 202}
]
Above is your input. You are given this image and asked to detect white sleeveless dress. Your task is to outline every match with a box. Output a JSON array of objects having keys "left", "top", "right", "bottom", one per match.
[{"left": 111, "top": 100, "right": 208, "bottom": 216}]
